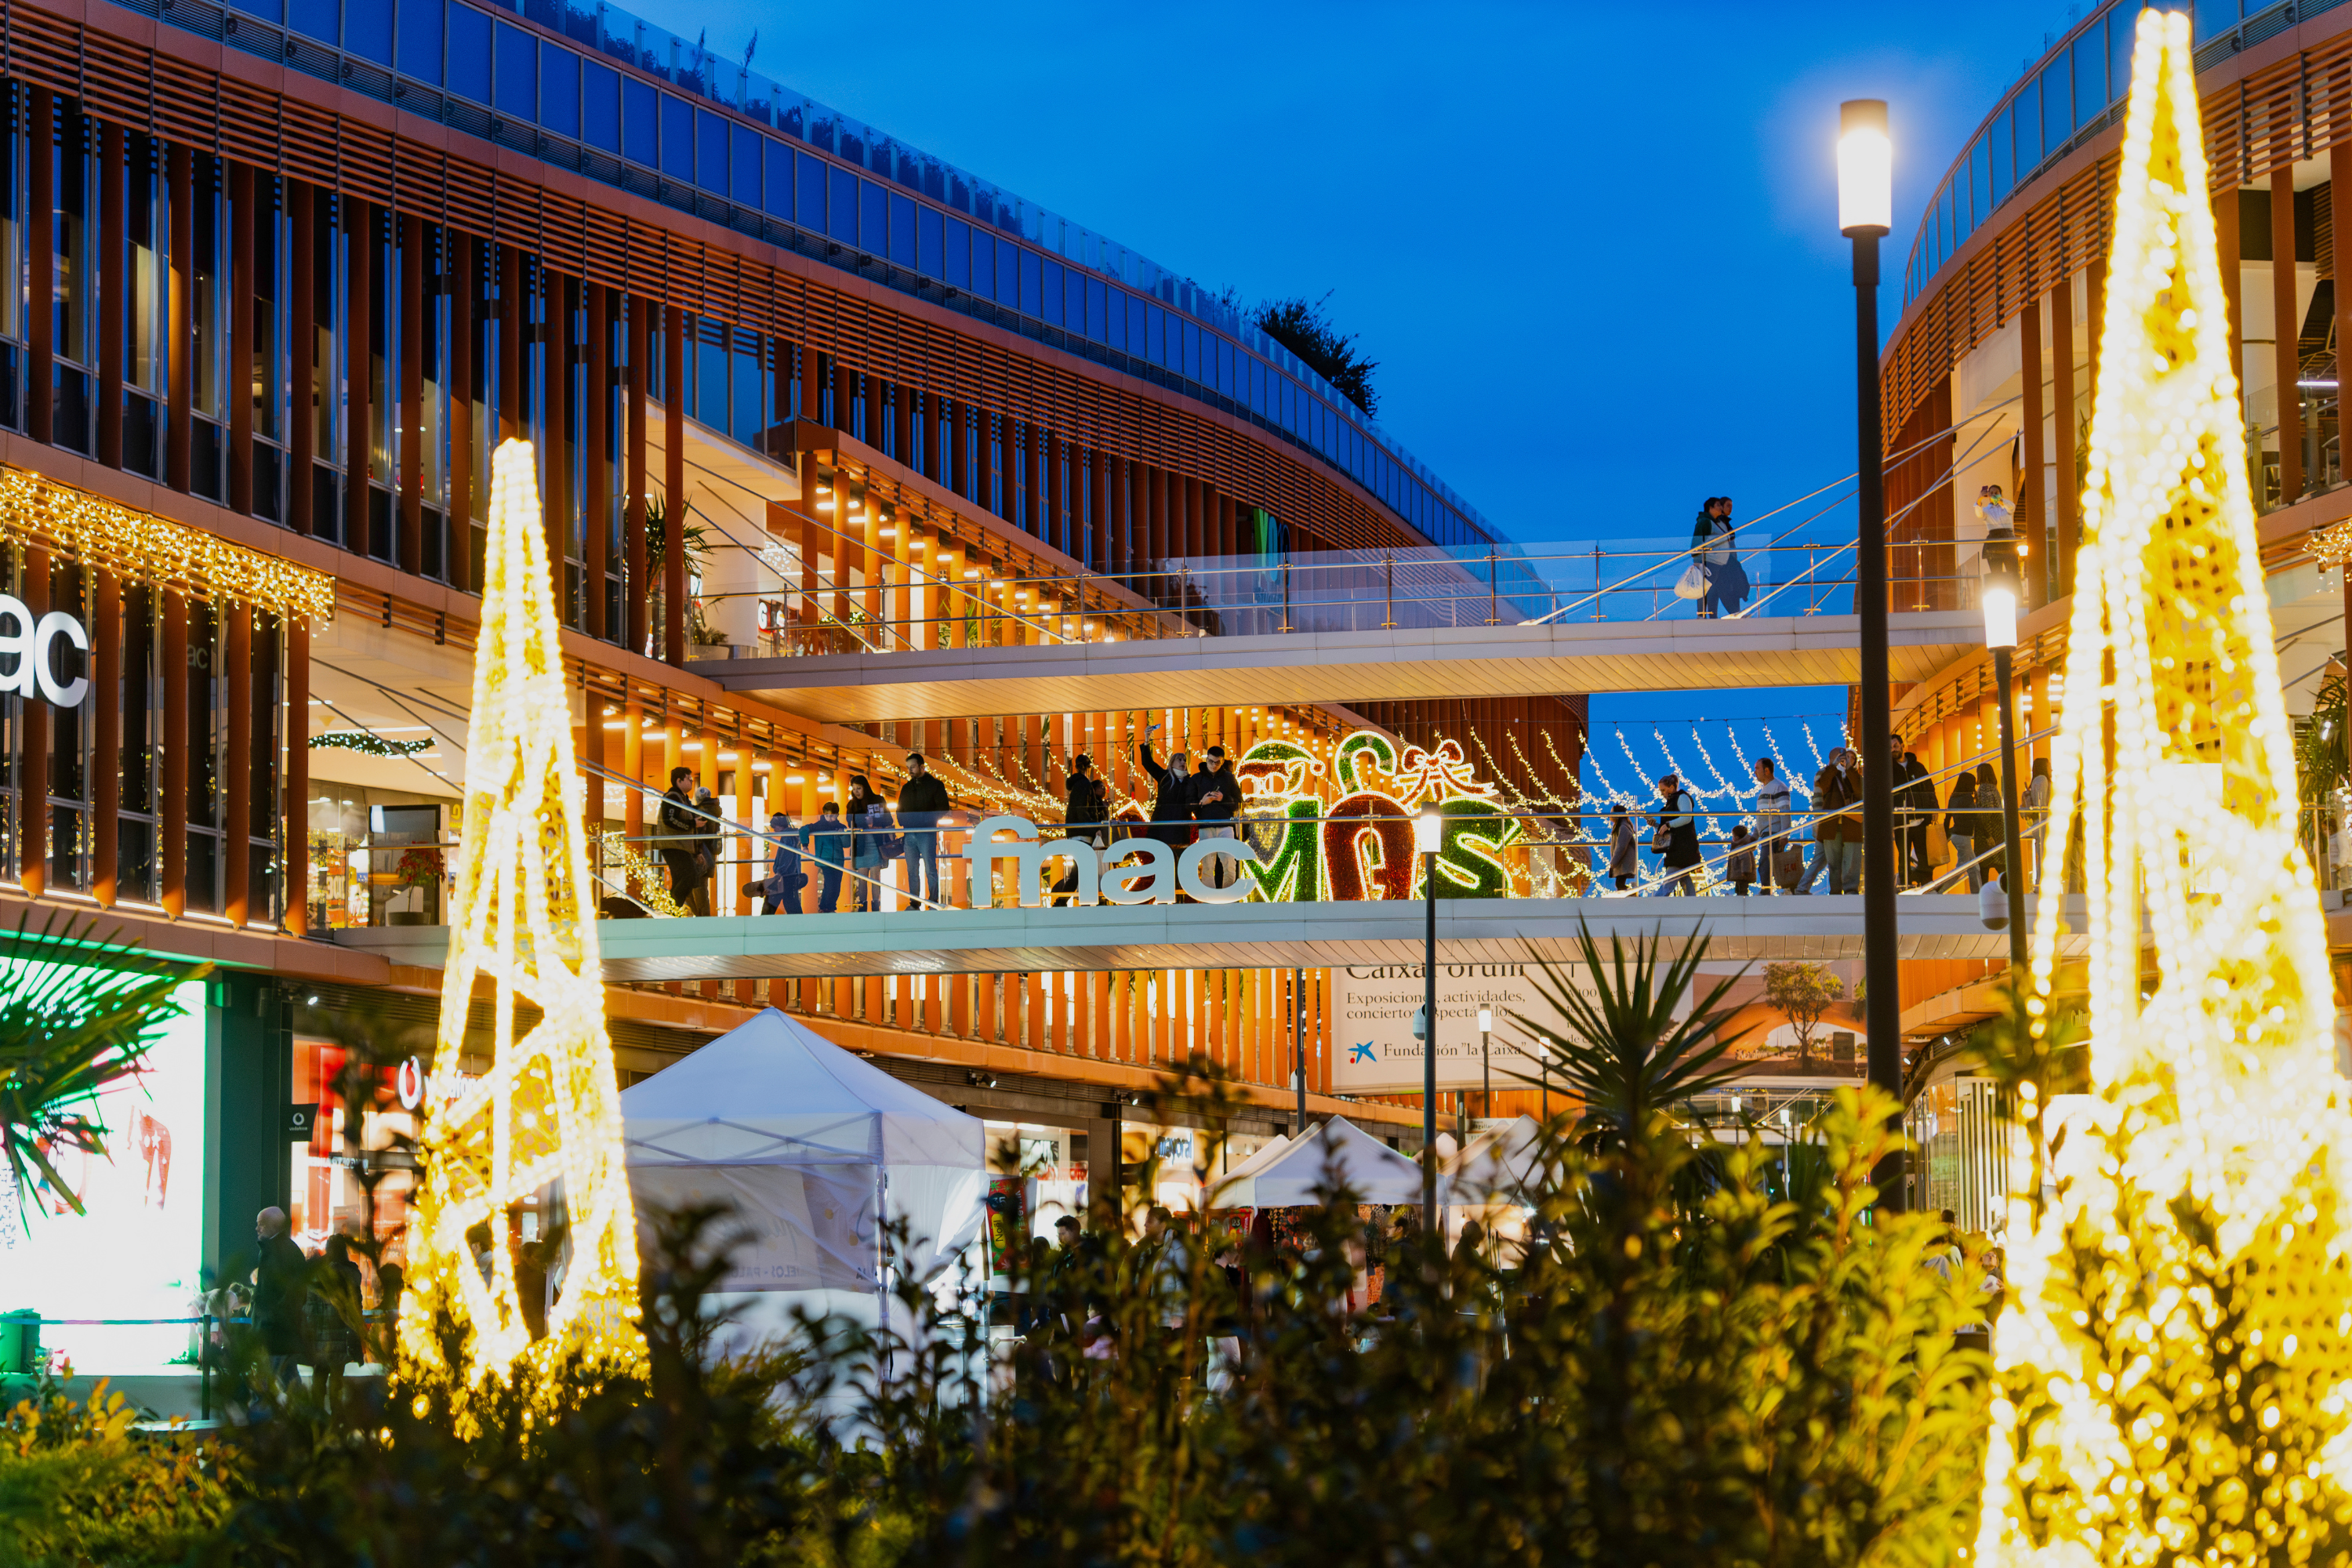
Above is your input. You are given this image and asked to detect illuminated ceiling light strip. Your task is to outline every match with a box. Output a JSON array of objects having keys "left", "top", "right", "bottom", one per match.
[
  {"left": 0, "top": 466, "right": 336, "bottom": 622},
  {"left": 1980, "top": 13, "right": 2352, "bottom": 1559},
  {"left": 399, "top": 438, "right": 644, "bottom": 1415}
]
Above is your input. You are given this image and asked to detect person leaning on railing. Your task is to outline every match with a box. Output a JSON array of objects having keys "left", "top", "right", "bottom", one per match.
[
  {"left": 898, "top": 754, "right": 953, "bottom": 909},
  {"left": 805, "top": 801, "right": 849, "bottom": 913}
]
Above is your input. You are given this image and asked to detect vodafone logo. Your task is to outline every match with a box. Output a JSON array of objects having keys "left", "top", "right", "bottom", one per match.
[{"left": 0, "top": 598, "right": 87, "bottom": 708}]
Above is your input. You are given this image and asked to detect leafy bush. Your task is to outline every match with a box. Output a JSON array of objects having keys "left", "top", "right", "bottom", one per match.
[{"left": 0, "top": 1382, "right": 230, "bottom": 1567}]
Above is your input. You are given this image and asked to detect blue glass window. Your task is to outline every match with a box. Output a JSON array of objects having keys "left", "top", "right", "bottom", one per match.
[
  {"left": 582, "top": 61, "right": 619, "bottom": 151},
  {"left": 231, "top": 0, "right": 283, "bottom": 20},
  {"left": 1967, "top": 137, "right": 1988, "bottom": 234},
  {"left": 1019, "top": 250, "right": 1042, "bottom": 318},
  {"left": 763, "top": 139, "right": 791, "bottom": 216},
  {"left": 2111, "top": 12, "right": 2135, "bottom": 108},
  {"left": 2072, "top": 23, "right": 2105, "bottom": 129},
  {"left": 1149, "top": 307, "right": 1166, "bottom": 366},
  {"left": 858, "top": 180, "right": 887, "bottom": 253},
  {"left": 347, "top": 0, "right": 394, "bottom": 66},
  {"left": 1127, "top": 296, "right": 1147, "bottom": 355},
  {"left": 397, "top": 0, "right": 443, "bottom": 82},
  {"left": 1182, "top": 320, "right": 1200, "bottom": 382},
  {"left": 695, "top": 111, "right": 728, "bottom": 193},
  {"left": 661, "top": 96, "right": 695, "bottom": 181},
  {"left": 1040, "top": 260, "right": 1063, "bottom": 326},
  {"left": 995, "top": 238, "right": 1019, "bottom": 308},
  {"left": 2197, "top": 1, "right": 2242, "bottom": 44},
  {"left": 2013, "top": 78, "right": 2041, "bottom": 172},
  {"left": 493, "top": 21, "right": 534, "bottom": 115},
  {"left": 971, "top": 227, "right": 994, "bottom": 296},
  {"left": 622, "top": 77, "right": 657, "bottom": 165},
  {"left": 829, "top": 168, "right": 858, "bottom": 244},
  {"left": 917, "top": 206, "right": 943, "bottom": 278},
  {"left": 944, "top": 217, "right": 970, "bottom": 288},
  {"left": 289, "top": 0, "right": 336, "bottom": 42},
  {"left": 889, "top": 194, "right": 916, "bottom": 266},
  {"left": 1107, "top": 287, "right": 1126, "bottom": 350},
  {"left": 2039, "top": 60, "right": 2068, "bottom": 158},
  {"left": 539, "top": 43, "right": 579, "bottom": 137},
  {"left": 796, "top": 153, "right": 826, "bottom": 230},
  {"left": 1218, "top": 338, "right": 1232, "bottom": 396},
  {"left": 448, "top": 7, "right": 493, "bottom": 106},
  {"left": 1087, "top": 278, "right": 1106, "bottom": 341},
  {"left": 731, "top": 126, "right": 760, "bottom": 205},
  {"left": 1989, "top": 105, "right": 2013, "bottom": 208}
]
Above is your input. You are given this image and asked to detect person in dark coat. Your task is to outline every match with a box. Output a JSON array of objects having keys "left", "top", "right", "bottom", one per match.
[
  {"left": 897, "top": 753, "right": 953, "bottom": 909},
  {"left": 1606, "top": 804, "right": 1639, "bottom": 891},
  {"left": 1054, "top": 754, "right": 1111, "bottom": 906},
  {"left": 1137, "top": 742, "right": 1194, "bottom": 850},
  {"left": 1973, "top": 762, "right": 2007, "bottom": 887},
  {"left": 656, "top": 767, "right": 704, "bottom": 914},
  {"left": 1890, "top": 736, "right": 1936, "bottom": 887},
  {"left": 1652, "top": 773, "right": 1701, "bottom": 895},
  {"left": 307, "top": 1230, "right": 365, "bottom": 1405},
  {"left": 757, "top": 811, "right": 806, "bottom": 914},
  {"left": 249, "top": 1206, "right": 310, "bottom": 1413},
  {"left": 1189, "top": 746, "right": 1243, "bottom": 890},
  {"left": 804, "top": 802, "right": 848, "bottom": 913}
]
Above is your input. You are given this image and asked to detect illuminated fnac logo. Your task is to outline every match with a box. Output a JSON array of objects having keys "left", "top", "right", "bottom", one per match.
[
  {"left": 0, "top": 597, "right": 88, "bottom": 708},
  {"left": 973, "top": 815, "right": 1258, "bottom": 906}
]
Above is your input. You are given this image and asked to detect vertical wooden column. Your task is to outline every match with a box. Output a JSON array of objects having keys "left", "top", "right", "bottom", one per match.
[
  {"left": 27, "top": 89, "right": 53, "bottom": 447},
  {"left": 626, "top": 296, "right": 649, "bottom": 652},
  {"left": 621, "top": 696, "right": 645, "bottom": 896},
  {"left": 92, "top": 572, "right": 120, "bottom": 906},
  {"left": 545, "top": 273, "right": 572, "bottom": 615},
  {"left": 283, "top": 616, "right": 309, "bottom": 935},
  {"left": 2019, "top": 292, "right": 2045, "bottom": 608},
  {"left": 2337, "top": 150, "right": 2352, "bottom": 495},
  {"left": 167, "top": 142, "right": 194, "bottom": 492},
  {"left": 160, "top": 593, "right": 187, "bottom": 917},
  {"left": 399, "top": 214, "right": 424, "bottom": 573},
  {"left": 2085, "top": 253, "right": 2107, "bottom": 416},
  {"left": 343, "top": 198, "right": 372, "bottom": 533},
  {"left": 735, "top": 734, "right": 757, "bottom": 917},
  {"left": 227, "top": 162, "right": 255, "bottom": 514},
  {"left": 2050, "top": 272, "right": 2078, "bottom": 598},
  {"left": 499, "top": 245, "right": 522, "bottom": 441},
  {"left": 2274, "top": 162, "right": 2304, "bottom": 506},
  {"left": 448, "top": 230, "right": 474, "bottom": 591},
  {"left": 2217, "top": 186, "right": 2246, "bottom": 438},
  {"left": 289, "top": 183, "right": 315, "bottom": 535},
  {"left": 99, "top": 122, "right": 125, "bottom": 470},
  {"left": 223, "top": 608, "right": 252, "bottom": 925},
  {"left": 585, "top": 284, "right": 610, "bottom": 638},
  {"left": 664, "top": 303, "right": 687, "bottom": 666},
  {"left": 16, "top": 552, "right": 46, "bottom": 898}
]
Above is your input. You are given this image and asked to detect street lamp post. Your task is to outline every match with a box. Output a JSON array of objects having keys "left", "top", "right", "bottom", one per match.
[
  {"left": 1293, "top": 964, "right": 1308, "bottom": 1132},
  {"left": 1417, "top": 808, "right": 1441, "bottom": 1230},
  {"left": 1840, "top": 97, "right": 1905, "bottom": 1208},
  {"left": 1980, "top": 528, "right": 2031, "bottom": 977},
  {"left": 1478, "top": 1004, "right": 1494, "bottom": 1120}
]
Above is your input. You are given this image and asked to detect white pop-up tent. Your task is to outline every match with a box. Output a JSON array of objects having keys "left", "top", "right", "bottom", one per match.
[
  {"left": 1444, "top": 1116, "right": 1553, "bottom": 1258},
  {"left": 1211, "top": 1116, "right": 1437, "bottom": 1208},
  {"left": 620, "top": 1008, "right": 986, "bottom": 1334}
]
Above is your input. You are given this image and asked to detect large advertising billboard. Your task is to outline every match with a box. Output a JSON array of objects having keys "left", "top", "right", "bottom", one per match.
[
  {"left": 1330, "top": 962, "right": 1571, "bottom": 1094},
  {"left": 0, "top": 971, "right": 208, "bottom": 1373}
]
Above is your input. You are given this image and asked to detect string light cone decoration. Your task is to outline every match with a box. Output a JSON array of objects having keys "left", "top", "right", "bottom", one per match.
[
  {"left": 399, "top": 438, "right": 645, "bottom": 1406},
  {"left": 1976, "top": 10, "right": 2352, "bottom": 1562}
]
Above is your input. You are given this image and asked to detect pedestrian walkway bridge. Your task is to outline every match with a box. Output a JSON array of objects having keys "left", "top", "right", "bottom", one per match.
[
  {"left": 710, "top": 611, "right": 1985, "bottom": 724},
  {"left": 336, "top": 893, "right": 2086, "bottom": 982}
]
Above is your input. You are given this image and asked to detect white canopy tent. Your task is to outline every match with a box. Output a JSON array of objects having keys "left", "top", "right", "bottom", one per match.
[
  {"left": 620, "top": 1008, "right": 986, "bottom": 1343},
  {"left": 1211, "top": 1116, "right": 1437, "bottom": 1208},
  {"left": 1443, "top": 1115, "right": 1552, "bottom": 1258}
]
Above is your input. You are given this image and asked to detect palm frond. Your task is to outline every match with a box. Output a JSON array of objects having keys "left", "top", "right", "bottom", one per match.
[{"left": 0, "top": 909, "right": 212, "bottom": 1215}]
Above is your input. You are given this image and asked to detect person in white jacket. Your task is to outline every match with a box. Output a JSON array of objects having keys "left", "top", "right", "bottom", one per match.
[{"left": 1751, "top": 757, "right": 1793, "bottom": 895}]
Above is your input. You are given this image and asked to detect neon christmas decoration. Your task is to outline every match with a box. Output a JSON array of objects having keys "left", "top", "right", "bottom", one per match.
[
  {"left": 400, "top": 439, "right": 645, "bottom": 1412},
  {"left": 1236, "top": 730, "right": 1519, "bottom": 902},
  {"left": 1976, "top": 13, "right": 2352, "bottom": 1561}
]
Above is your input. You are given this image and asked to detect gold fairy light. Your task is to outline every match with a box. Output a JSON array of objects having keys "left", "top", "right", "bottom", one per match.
[
  {"left": 399, "top": 439, "right": 644, "bottom": 1410},
  {"left": 0, "top": 465, "right": 336, "bottom": 621},
  {"left": 1977, "top": 12, "right": 2352, "bottom": 1562}
]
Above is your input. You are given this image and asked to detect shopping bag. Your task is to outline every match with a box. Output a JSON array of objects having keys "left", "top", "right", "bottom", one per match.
[
  {"left": 1926, "top": 818, "right": 1950, "bottom": 864},
  {"left": 1772, "top": 847, "right": 1804, "bottom": 888},
  {"left": 1674, "top": 562, "right": 1708, "bottom": 601}
]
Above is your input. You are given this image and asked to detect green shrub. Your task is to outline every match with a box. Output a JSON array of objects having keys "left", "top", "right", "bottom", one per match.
[{"left": 0, "top": 1382, "right": 230, "bottom": 1567}]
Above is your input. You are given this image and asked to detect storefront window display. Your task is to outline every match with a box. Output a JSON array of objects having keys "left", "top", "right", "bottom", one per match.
[
  {"left": 306, "top": 788, "right": 457, "bottom": 931},
  {"left": 288, "top": 1034, "right": 420, "bottom": 1297},
  {"left": 983, "top": 1122, "right": 1087, "bottom": 1249}
]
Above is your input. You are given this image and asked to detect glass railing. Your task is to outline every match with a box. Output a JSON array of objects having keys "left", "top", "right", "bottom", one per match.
[{"left": 681, "top": 530, "right": 1980, "bottom": 663}]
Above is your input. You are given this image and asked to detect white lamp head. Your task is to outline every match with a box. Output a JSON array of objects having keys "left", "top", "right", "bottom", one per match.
[
  {"left": 1838, "top": 99, "right": 1892, "bottom": 236},
  {"left": 1415, "top": 809, "right": 1442, "bottom": 855},
  {"left": 1982, "top": 585, "right": 2018, "bottom": 650},
  {"left": 1477, "top": 1005, "right": 1494, "bottom": 1034}
]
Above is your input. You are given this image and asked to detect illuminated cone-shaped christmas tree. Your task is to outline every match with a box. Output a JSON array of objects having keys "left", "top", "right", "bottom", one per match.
[
  {"left": 398, "top": 439, "right": 644, "bottom": 1403},
  {"left": 1977, "top": 10, "right": 2352, "bottom": 1560}
]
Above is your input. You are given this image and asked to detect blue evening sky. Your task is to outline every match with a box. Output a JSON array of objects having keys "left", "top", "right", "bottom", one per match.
[{"left": 648, "top": 0, "right": 2085, "bottom": 808}]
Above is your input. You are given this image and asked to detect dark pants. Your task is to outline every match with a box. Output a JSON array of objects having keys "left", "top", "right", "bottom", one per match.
[
  {"left": 663, "top": 849, "right": 703, "bottom": 913},
  {"left": 817, "top": 866, "right": 844, "bottom": 913}
]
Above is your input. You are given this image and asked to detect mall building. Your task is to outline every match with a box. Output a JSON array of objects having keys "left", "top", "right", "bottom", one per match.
[{"left": 0, "top": 0, "right": 1605, "bottom": 1369}]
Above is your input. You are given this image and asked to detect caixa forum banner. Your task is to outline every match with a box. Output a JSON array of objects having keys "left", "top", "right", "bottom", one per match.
[{"left": 1328, "top": 963, "right": 1700, "bottom": 1095}]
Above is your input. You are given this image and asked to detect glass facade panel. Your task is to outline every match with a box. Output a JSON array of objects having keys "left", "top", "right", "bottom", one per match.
[
  {"left": 917, "top": 205, "right": 942, "bottom": 278},
  {"left": 2072, "top": 23, "right": 2105, "bottom": 129},
  {"left": 762, "top": 136, "right": 791, "bottom": 216},
  {"left": 2039, "top": 60, "right": 2068, "bottom": 158},
  {"left": 397, "top": 0, "right": 444, "bottom": 84},
  {"left": 448, "top": 7, "right": 493, "bottom": 106},
  {"left": 494, "top": 21, "right": 535, "bottom": 116},
  {"left": 582, "top": 61, "right": 620, "bottom": 151},
  {"left": 796, "top": 151, "right": 825, "bottom": 229},
  {"left": 828, "top": 167, "right": 857, "bottom": 244},
  {"left": 1968, "top": 138, "right": 1988, "bottom": 234},
  {"left": 731, "top": 125, "right": 760, "bottom": 205},
  {"left": 346, "top": 0, "right": 394, "bottom": 66},
  {"left": 1040, "top": 259, "right": 1062, "bottom": 326},
  {"left": 889, "top": 192, "right": 916, "bottom": 267},
  {"left": 2014, "top": 78, "right": 2041, "bottom": 171},
  {"left": 1087, "top": 277, "right": 1105, "bottom": 341},
  {"left": 695, "top": 110, "right": 728, "bottom": 194},
  {"left": 539, "top": 42, "right": 579, "bottom": 137},
  {"left": 289, "top": 0, "right": 337, "bottom": 44},
  {"left": 995, "top": 238, "right": 1018, "bottom": 307},
  {"left": 2111, "top": 10, "right": 2135, "bottom": 106},
  {"left": 970, "top": 226, "right": 993, "bottom": 297},
  {"left": 944, "top": 216, "right": 969, "bottom": 288},
  {"left": 1989, "top": 104, "right": 2014, "bottom": 207},
  {"left": 231, "top": 0, "right": 284, "bottom": 18},
  {"left": 1019, "top": 249, "right": 1041, "bottom": 317},
  {"left": 858, "top": 179, "right": 886, "bottom": 253},
  {"left": 622, "top": 77, "right": 656, "bottom": 165},
  {"left": 660, "top": 95, "right": 694, "bottom": 180}
]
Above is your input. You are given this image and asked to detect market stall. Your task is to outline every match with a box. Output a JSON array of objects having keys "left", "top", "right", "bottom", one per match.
[
  {"left": 1210, "top": 1118, "right": 1439, "bottom": 1312},
  {"left": 620, "top": 1007, "right": 986, "bottom": 1350},
  {"left": 1444, "top": 1116, "right": 1553, "bottom": 1262}
]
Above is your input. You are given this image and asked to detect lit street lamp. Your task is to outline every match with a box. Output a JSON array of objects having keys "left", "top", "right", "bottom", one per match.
[
  {"left": 1478, "top": 1004, "right": 1494, "bottom": 1120},
  {"left": 1840, "top": 97, "right": 1904, "bottom": 1208},
  {"left": 1417, "top": 807, "right": 1441, "bottom": 1229},
  {"left": 1980, "top": 524, "right": 2031, "bottom": 976}
]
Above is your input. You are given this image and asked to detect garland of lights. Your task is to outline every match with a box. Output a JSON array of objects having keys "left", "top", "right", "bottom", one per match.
[
  {"left": 586, "top": 828, "right": 688, "bottom": 920},
  {"left": 0, "top": 466, "right": 337, "bottom": 621},
  {"left": 1979, "top": 15, "right": 2352, "bottom": 1559},
  {"left": 308, "top": 731, "right": 433, "bottom": 758},
  {"left": 400, "top": 439, "right": 645, "bottom": 1418}
]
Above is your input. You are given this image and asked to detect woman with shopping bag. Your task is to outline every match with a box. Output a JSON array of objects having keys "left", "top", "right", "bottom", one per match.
[{"left": 1686, "top": 496, "right": 1740, "bottom": 619}]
